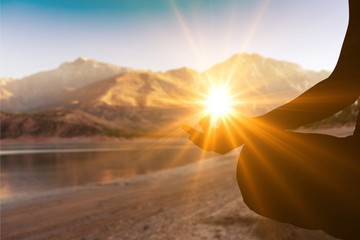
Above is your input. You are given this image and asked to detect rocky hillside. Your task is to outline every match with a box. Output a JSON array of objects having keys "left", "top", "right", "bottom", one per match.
[
  {"left": 204, "top": 53, "right": 330, "bottom": 115},
  {"left": 305, "top": 99, "right": 359, "bottom": 128},
  {"left": 0, "top": 57, "right": 129, "bottom": 112},
  {"left": 1, "top": 54, "right": 330, "bottom": 114},
  {"left": 36, "top": 70, "right": 206, "bottom": 111},
  {"left": 0, "top": 107, "right": 195, "bottom": 138},
  {"left": 0, "top": 78, "right": 16, "bottom": 86},
  {"left": 2, "top": 53, "right": 341, "bottom": 139}
]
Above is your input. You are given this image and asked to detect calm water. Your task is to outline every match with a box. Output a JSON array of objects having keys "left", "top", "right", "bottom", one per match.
[{"left": 0, "top": 139, "right": 210, "bottom": 200}]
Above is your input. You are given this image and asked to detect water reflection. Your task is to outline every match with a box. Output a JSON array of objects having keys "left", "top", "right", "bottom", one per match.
[{"left": 1, "top": 142, "right": 210, "bottom": 199}]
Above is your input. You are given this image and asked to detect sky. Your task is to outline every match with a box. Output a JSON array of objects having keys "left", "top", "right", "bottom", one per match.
[{"left": 0, "top": 0, "right": 349, "bottom": 78}]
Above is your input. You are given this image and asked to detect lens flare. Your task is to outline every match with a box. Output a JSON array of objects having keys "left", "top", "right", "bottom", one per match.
[{"left": 204, "top": 87, "right": 234, "bottom": 119}]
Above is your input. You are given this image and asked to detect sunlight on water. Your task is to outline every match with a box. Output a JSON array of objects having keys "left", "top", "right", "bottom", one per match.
[{"left": 0, "top": 140, "right": 213, "bottom": 201}]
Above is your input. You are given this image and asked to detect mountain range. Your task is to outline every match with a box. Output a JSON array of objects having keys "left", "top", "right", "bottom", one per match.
[
  {"left": 2, "top": 53, "right": 348, "bottom": 139},
  {"left": 0, "top": 57, "right": 129, "bottom": 112}
]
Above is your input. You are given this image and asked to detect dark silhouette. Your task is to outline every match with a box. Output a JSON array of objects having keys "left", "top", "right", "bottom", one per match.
[{"left": 184, "top": 1, "right": 360, "bottom": 239}]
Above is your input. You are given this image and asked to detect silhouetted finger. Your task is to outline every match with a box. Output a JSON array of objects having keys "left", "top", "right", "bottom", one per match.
[
  {"left": 182, "top": 125, "right": 214, "bottom": 151},
  {"left": 199, "top": 115, "right": 211, "bottom": 131},
  {"left": 188, "top": 132, "right": 213, "bottom": 151},
  {"left": 182, "top": 125, "right": 201, "bottom": 136}
]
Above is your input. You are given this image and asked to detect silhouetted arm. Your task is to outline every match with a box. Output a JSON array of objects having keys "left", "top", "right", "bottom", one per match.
[
  {"left": 184, "top": 1, "right": 360, "bottom": 154},
  {"left": 256, "top": 0, "right": 360, "bottom": 130}
]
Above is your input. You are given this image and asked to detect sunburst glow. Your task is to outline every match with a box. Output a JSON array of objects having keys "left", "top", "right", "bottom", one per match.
[{"left": 204, "top": 87, "right": 234, "bottom": 119}]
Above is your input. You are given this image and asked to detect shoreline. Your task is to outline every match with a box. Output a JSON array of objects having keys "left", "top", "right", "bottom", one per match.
[
  {"left": 0, "top": 148, "right": 218, "bottom": 206},
  {"left": 1, "top": 126, "right": 353, "bottom": 239},
  {"left": 1, "top": 124, "right": 356, "bottom": 145},
  {"left": 1, "top": 150, "right": 338, "bottom": 240}
]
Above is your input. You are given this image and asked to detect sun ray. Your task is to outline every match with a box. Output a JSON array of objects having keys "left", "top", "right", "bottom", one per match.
[
  {"left": 145, "top": 0, "right": 317, "bottom": 224},
  {"left": 170, "top": 0, "right": 202, "bottom": 62},
  {"left": 218, "top": 0, "right": 270, "bottom": 93},
  {"left": 222, "top": 1, "right": 238, "bottom": 57},
  {"left": 241, "top": 0, "right": 269, "bottom": 51},
  {"left": 205, "top": 87, "right": 233, "bottom": 118}
]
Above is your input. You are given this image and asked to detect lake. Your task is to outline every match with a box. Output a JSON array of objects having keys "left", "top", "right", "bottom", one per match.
[{"left": 0, "top": 138, "right": 212, "bottom": 201}]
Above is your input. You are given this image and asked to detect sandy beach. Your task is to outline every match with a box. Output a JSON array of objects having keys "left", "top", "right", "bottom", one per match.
[{"left": 1, "top": 147, "right": 340, "bottom": 240}]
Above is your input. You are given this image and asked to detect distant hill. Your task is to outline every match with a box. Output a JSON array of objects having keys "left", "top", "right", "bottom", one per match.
[
  {"left": 305, "top": 99, "right": 359, "bottom": 128},
  {"left": 1, "top": 54, "right": 330, "bottom": 113},
  {"left": 44, "top": 70, "right": 205, "bottom": 110},
  {"left": 0, "top": 77, "right": 16, "bottom": 86},
  {"left": 204, "top": 53, "right": 330, "bottom": 115},
  {"left": 0, "top": 57, "right": 129, "bottom": 112},
  {"left": 2, "top": 53, "right": 345, "bottom": 139},
  {"left": 0, "top": 107, "right": 194, "bottom": 138},
  {"left": 0, "top": 78, "right": 16, "bottom": 104}
]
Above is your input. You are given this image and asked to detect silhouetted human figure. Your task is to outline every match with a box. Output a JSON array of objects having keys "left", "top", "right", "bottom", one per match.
[{"left": 184, "top": 1, "right": 360, "bottom": 239}]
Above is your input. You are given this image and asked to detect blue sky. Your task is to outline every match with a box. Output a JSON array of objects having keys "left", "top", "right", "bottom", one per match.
[{"left": 0, "top": 0, "right": 348, "bottom": 78}]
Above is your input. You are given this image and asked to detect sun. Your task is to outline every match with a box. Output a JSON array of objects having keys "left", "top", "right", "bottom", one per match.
[{"left": 204, "top": 87, "right": 234, "bottom": 120}]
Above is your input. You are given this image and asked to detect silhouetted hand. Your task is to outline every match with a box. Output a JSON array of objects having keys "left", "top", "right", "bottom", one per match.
[{"left": 183, "top": 115, "right": 248, "bottom": 154}]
